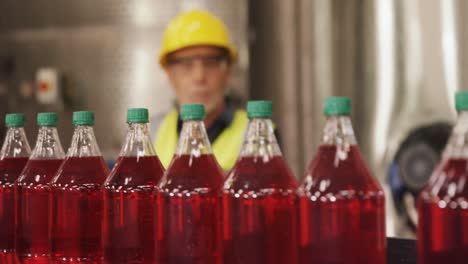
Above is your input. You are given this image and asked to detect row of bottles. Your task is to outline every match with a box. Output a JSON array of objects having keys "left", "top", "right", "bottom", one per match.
[
  {"left": 3, "top": 93, "right": 467, "bottom": 264},
  {"left": 0, "top": 98, "right": 387, "bottom": 264}
]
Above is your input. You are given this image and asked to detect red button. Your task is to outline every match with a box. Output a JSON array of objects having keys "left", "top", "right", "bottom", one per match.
[{"left": 38, "top": 82, "right": 49, "bottom": 92}]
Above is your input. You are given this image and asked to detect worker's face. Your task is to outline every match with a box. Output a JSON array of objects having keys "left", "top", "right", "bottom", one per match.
[{"left": 164, "top": 46, "right": 231, "bottom": 115}]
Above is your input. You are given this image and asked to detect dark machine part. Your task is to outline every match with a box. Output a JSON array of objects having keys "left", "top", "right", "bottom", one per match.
[{"left": 389, "top": 123, "right": 452, "bottom": 232}]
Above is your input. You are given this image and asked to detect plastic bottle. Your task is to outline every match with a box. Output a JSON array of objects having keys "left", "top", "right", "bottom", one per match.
[
  {"left": 0, "top": 113, "right": 31, "bottom": 264},
  {"left": 103, "top": 108, "right": 164, "bottom": 263},
  {"left": 50, "top": 111, "right": 109, "bottom": 263},
  {"left": 223, "top": 100, "right": 298, "bottom": 264},
  {"left": 297, "top": 97, "right": 386, "bottom": 264},
  {"left": 417, "top": 91, "right": 468, "bottom": 263},
  {"left": 156, "top": 104, "right": 224, "bottom": 264},
  {"left": 16, "top": 112, "right": 65, "bottom": 263}
]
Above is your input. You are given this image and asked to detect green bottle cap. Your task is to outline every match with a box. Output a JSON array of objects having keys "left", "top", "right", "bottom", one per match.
[
  {"left": 455, "top": 91, "right": 468, "bottom": 111},
  {"left": 37, "top": 112, "right": 58, "bottom": 127},
  {"left": 324, "top": 96, "right": 351, "bottom": 116},
  {"left": 180, "top": 104, "right": 206, "bottom": 121},
  {"left": 127, "top": 108, "right": 149, "bottom": 123},
  {"left": 5, "top": 113, "right": 25, "bottom": 127},
  {"left": 73, "top": 111, "right": 94, "bottom": 125},
  {"left": 247, "top": 100, "right": 273, "bottom": 118}
]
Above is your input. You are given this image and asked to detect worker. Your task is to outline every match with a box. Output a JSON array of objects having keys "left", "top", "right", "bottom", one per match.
[{"left": 153, "top": 9, "right": 248, "bottom": 171}]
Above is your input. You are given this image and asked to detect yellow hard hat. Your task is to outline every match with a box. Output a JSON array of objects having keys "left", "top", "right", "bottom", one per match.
[{"left": 159, "top": 10, "right": 237, "bottom": 66}]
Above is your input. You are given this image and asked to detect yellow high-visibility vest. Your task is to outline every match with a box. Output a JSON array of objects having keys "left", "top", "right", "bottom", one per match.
[{"left": 154, "top": 109, "right": 248, "bottom": 171}]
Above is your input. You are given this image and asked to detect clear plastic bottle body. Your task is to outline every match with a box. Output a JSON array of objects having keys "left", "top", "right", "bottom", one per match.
[
  {"left": 156, "top": 120, "right": 224, "bottom": 264},
  {"left": 50, "top": 125, "right": 109, "bottom": 264},
  {"left": 0, "top": 125, "right": 31, "bottom": 264},
  {"left": 417, "top": 111, "right": 468, "bottom": 264},
  {"left": 223, "top": 118, "right": 298, "bottom": 264},
  {"left": 103, "top": 122, "right": 164, "bottom": 264},
  {"left": 16, "top": 125, "right": 65, "bottom": 263},
  {"left": 297, "top": 115, "right": 386, "bottom": 264}
]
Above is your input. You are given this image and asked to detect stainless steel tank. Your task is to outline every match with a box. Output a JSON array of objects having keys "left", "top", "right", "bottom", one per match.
[{"left": 249, "top": 0, "right": 464, "bottom": 237}]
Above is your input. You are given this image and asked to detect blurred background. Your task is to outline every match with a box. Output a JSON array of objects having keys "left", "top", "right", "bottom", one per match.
[{"left": 0, "top": 0, "right": 465, "bottom": 238}]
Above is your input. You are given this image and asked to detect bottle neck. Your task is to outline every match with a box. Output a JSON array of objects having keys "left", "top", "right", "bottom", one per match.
[
  {"left": 176, "top": 120, "right": 213, "bottom": 156},
  {"left": 239, "top": 118, "right": 282, "bottom": 158},
  {"left": 443, "top": 111, "right": 468, "bottom": 159},
  {"left": 0, "top": 127, "right": 31, "bottom": 158},
  {"left": 31, "top": 126, "right": 65, "bottom": 159},
  {"left": 322, "top": 115, "right": 357, "bottom": 146},
  {"left": 67, "top": 125, "right": 102, "bottom": 157},
  {"left": 120, "top": 123, "right": 157, "bottom": 157}
]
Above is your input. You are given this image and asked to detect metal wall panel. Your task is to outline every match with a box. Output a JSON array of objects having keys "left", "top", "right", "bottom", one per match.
[
  {"left": 249, "top": 0, "right": 462, "bottom": 237},
  {"left": 0, "top": 0, "right": 248, "bottom": 159}
]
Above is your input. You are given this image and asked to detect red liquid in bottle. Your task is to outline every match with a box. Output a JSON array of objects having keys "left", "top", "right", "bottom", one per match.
[
  {"left": 223, "top": 156, "right": 298, "bottom": 264},
  {"left": 16, "top": 159, "right": 64, "bottom": 264},
  {"left": 50, "top": 156, "right": 109, "bottom": 264},
  {"left": 103, "top": 156, "right": 164, "bottom": 264},
  {"left": 298, "top": 145, "right": 386, "bottom": 264},
  {"left": 157, "top": 154, "right": 224, "bottom": 264},
  {"left": 0, "top": 157, "right": 28, "bottom": 264},
  {"left": 417, "top": 159, "right": 468, "bottom": 264}
]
